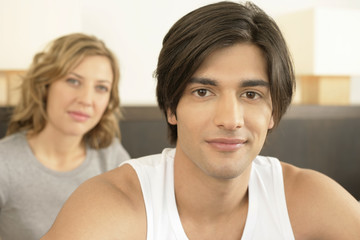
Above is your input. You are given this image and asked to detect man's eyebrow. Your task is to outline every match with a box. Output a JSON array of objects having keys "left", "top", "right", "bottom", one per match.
[
  {"left": 240, "top": 79, "right": 269, "bottom": 88},
  {"left": 190, "top": 78, "right": 269, "bottom": 88},
  {"left": 189, "top": 77, "right": 218, "bottom": 86}
]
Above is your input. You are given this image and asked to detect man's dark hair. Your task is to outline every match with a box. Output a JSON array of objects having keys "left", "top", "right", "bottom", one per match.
[{"left": 155, "top": 1, "right": 295, "bottom": 144}]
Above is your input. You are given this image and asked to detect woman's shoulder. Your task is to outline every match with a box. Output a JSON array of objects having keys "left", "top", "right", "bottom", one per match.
[
  {"left": 107, "top": 137, "right": 129, "bottom": 155},
  {"left": 42, "top": 163, "right": 146, "bottom": 239},
  {"left": 87, "top": 137, "right": 130, "bottom": 168},
  {"left": 94, "top": 137, "right": 130, "bottom": 158},
  {"left": 0, "top": 131, "right": 26, "bottom": 147},
  {"left": 0, "top": 132, "right": 28, "bottom": 161}
]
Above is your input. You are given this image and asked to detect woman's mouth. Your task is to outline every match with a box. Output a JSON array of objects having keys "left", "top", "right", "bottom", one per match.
[{"left": 68, "top": 111, "right": 90, "bottom": 122}]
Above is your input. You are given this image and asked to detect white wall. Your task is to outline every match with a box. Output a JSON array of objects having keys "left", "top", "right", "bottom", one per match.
[
  {"left": 81, "top": 0, "right": 221, "bottom": 105},
  {"left": 0, "top": 0, "right": 82, "bottom": 69},
  {"left": 1, "top": 0, "right": 360, "bottom": 105},
  {"left": 314, "top": 8, "right": 360, "bottom": 76},
  {"left": 276, "top": 7, "right": 360, "bottom": 76}
]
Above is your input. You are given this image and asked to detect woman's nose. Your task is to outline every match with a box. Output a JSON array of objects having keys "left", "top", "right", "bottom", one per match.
[{"left": 77, "top": 86, "right": 93, "bottom": 106}]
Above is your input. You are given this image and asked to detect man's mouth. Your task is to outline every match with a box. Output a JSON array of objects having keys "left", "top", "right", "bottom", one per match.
[{"left": 206, "top": 138, "right": 247, "bottom": 151}]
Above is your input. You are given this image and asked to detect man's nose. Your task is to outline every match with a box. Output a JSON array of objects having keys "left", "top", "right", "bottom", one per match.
[{"left": 213, "top": 95, "right": 244, "bottom": 130}]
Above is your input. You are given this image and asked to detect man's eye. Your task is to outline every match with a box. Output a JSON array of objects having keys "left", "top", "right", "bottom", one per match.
[
  {"left": 244, "top": 91, "right": 259, "bottom": 99},
  {"left": 194, "top": 89, "right": 210, "bottom": 97}
]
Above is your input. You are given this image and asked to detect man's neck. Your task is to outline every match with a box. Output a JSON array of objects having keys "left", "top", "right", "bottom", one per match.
[{"left": 173, "top": 149, "right": 252, "bottom": 239}]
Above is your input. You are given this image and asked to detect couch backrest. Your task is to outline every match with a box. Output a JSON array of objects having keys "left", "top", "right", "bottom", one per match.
[{"left": 1, "top": 105, "right": 360, "bottom": 199}]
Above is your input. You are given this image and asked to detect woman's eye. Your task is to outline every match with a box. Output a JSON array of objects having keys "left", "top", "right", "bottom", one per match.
[
  {"left": 66, "top": 78, "right": 80, "bottom": 86},
  {"left": 194, "top": 89, "right": 211, "bottom": 97},
  {"left": 96, "top": 85, "right": 109, "bottom": 92}
]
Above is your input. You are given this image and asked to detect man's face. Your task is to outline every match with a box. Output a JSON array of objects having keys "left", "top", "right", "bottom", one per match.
[{"left": 168, "top": 43, "right": 274, "bottom": 180}]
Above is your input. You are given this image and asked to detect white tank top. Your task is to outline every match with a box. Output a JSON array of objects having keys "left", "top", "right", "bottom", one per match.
[{"left": 122, "top": 148, "right": 295, "bottom": 240}]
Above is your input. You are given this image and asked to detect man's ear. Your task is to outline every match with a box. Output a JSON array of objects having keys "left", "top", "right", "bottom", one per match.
[
  {"left": 167, "top": 109, "right": 177, "bottom": 125},
  {"left": 268, "top": 115, "right": 275, "bottom": 130}
]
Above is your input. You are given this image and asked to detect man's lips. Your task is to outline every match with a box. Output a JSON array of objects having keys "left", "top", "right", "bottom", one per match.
[
  {"left": 68, "top": 111, "right": 90, "bottom": 122},
  {"left": 206, "top": 138, "right": 247, "bottom": 151}
]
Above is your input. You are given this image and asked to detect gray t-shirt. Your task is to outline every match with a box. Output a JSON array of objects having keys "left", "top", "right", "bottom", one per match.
[{"left": 0, "top": 132, "right": 130, "bottom": 240}]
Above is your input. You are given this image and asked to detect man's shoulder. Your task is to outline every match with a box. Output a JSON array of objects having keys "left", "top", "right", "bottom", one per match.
[
  {"left": 42, "top": 164, "right": 146, "bottom": 239},
  {"left": 281, "top": 161, "right": 348, "bottom": 201},
  {"left": 82, "top": 163, "right": 147, "bottom": 217},
  {"left": 281, "top": 162, "right": 360, "bottom": 239},
  {"left": 281, "top": 161, "right": 356, "bottom": 212},
  {"left": 99, "top": 163, "right": 144, "bottom": 200}
]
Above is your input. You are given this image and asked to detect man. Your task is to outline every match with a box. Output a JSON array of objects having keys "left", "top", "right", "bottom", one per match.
[{"left": 42, "top": 1, "right": 360, "bottom": 239}]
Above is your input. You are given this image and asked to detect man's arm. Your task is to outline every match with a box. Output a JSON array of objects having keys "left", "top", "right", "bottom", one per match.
[
  {"left": 41, "top": 164, "right": 146, "bottom": 240},
  {"left": 283, "top": 162, "right": 360, "bottom": 240}
]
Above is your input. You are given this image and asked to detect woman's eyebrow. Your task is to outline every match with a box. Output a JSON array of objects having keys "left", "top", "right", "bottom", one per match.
[
  {"left": 97, "top": 79, "right": 112, "bottom": 84},
  {"left": 68, "top": 72, "right": 112, "bottom": 83},
  {"left": 68, "top": 72, "right": 83, "bottom": 79}
]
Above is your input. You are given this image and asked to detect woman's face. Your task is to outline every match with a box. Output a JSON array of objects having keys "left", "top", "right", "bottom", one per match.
[{"left": 44, "top": 55, "right": 113, "bottom": 137}]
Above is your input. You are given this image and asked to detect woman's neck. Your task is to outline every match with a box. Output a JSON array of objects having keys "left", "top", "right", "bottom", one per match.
[{"left": 26, "top": 128, "right": 86, "bottom": 172}]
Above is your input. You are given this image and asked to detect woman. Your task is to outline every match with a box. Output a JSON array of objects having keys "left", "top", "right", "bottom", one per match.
[{"left": 0, "top": 33, "right": 130, "bottom": 240}]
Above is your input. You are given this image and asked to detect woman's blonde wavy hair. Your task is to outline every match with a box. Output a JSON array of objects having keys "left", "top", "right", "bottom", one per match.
[{"left": 6, "top": 33, "right": 122, "bottom": 149}]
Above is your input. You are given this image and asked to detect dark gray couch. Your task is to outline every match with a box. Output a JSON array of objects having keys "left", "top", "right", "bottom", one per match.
[{"left": 1, "top": 105, "right": 360, "bottom": 199}]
